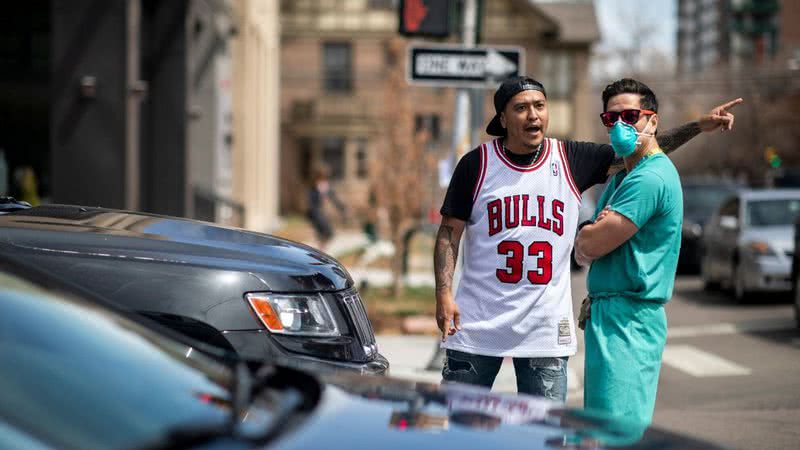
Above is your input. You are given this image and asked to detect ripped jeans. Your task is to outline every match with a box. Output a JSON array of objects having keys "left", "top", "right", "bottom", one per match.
[{"left": 442, "top": 349, "right": 568, "bottom": 402}]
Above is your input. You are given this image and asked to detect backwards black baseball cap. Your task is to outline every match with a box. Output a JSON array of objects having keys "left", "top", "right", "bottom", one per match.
[{"left": 485, "top": 76, "right": 547, "bottom": 136}]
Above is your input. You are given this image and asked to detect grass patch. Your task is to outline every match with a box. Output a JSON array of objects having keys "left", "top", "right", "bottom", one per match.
[{"left": 359, "top": 285, "right": 436, "bottom": 334}]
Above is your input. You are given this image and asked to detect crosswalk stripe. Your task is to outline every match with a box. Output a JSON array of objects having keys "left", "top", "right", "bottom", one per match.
[
  {"left": 667, "top": 319, "right": 796, "bottom": 339},
  {"left": 661, "top": 345, "right": 751, "bottom": 377}
]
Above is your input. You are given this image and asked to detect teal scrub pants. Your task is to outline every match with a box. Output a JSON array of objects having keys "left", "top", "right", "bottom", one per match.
[{"left": 583, "top": 296, "right": 667, "bottom": 427}]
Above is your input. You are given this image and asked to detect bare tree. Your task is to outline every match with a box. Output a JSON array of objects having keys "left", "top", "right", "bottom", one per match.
[
  {"left": 591, "top": 3, "right": 666, "bottom": 83},
  {"left": 372, "top": 37, "right": 434, "bottom": 298}
]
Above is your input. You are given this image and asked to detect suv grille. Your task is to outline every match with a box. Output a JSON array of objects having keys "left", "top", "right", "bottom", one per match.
[{"left": 341, "top": 291, "right": 377, "bottom": 358}]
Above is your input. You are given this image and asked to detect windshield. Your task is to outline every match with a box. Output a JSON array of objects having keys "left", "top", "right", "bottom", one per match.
[
  {"left": 682, "top": 185, "right": 735, "bottom": 222},
  {"left": 745, "top": 198, "right": 800, "bottom": 227},
  {"left": 0, "top": 270, "right": 239, "bottom": 450}
]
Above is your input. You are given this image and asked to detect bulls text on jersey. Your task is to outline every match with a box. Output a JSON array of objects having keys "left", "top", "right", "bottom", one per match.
[{"left": 486, "top": 194, "right": 564, "bottom": 237}]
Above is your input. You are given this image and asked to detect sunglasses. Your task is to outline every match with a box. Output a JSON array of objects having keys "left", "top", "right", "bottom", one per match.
[{"left": 599, "top": 109, "right": 655, "bottom": 128}]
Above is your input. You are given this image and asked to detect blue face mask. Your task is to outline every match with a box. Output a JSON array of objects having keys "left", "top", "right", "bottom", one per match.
[
  {"left": 609, "top": 121, "right": 639, "bottom": 158},
  {"left": 609, "top": 117, "right": 654, "bottom": 158}
]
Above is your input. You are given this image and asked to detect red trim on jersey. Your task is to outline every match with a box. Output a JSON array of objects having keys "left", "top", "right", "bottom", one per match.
[
  {"left": 492, "top": 138, "right": 550, "bottom": 172},
  {"left": 472, "top": 144, "right": 488, "bottom": 204},
  {"left": 557, "top": 140, "right": 582, "bottom": 202}
]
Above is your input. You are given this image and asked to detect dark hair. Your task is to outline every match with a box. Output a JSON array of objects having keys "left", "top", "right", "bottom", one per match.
[{"left": 601, "top": 78, "right": 658, "bottom": 112}]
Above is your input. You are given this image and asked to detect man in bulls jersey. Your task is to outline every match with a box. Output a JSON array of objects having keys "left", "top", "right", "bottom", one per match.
[
  {"left": 574, "top": 79, "right": 740, "bottom": 425},
  {"left": 434, "top": 76, "right": 741, "bottom": 401}
]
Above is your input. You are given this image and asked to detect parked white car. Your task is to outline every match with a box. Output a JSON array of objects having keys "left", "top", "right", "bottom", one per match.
[{"left": 701, "top": 189, "right": 800, "bottom": 301}]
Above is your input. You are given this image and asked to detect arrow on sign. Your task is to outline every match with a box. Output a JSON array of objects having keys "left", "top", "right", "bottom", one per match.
[{"left": 486, "top": 49, "right": 518, "bottom": 79}]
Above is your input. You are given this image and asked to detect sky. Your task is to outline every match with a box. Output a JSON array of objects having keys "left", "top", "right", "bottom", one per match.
[{"left": 591, "top": 0, "right": 678, "bottom": 79}]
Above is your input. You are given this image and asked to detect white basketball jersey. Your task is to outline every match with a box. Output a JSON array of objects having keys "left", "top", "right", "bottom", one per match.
[{"left": 443, "top": 138, "right": 581, "bottom": 357}]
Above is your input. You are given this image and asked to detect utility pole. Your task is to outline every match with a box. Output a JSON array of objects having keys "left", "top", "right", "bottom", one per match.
[
  {"left": 450, "top": 0, "right": 477, "bottom": 293},
  {"left": 450, "top": 0, "right": 478, "bottom": 165}
]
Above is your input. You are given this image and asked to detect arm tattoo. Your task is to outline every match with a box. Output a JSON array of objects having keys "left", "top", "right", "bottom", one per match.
[
  {"left": 656, "top": 121, "right": 701, "bottom": 154},
  {"left": 434, "top": 225, "right": 459, "bottom": 293}
]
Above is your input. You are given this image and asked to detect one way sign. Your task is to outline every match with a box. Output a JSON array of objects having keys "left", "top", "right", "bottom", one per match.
[{"left": 407, "top": 44, "right": 524, "bottom": 88}]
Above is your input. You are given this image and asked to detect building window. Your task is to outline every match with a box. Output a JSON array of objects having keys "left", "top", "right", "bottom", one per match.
[
  {"left": 321, "top": 137, "right": 345, "bottom": 180},
  {"left": 415, "top": 114, "right": 441, "bottom": 141},
  {"left": 539, "top": 50, "right": 573, "bottom": 99},
  {"left": 323, "top": 42, "right": 352, "bottom": 92},
  {"left": 355, "top": 139, "right": 369, "bottom": 179}
]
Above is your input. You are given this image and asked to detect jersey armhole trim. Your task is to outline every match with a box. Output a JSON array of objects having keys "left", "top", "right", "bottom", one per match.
[
  {"left": 471, "top": 144, "right": 488, "bottom": 205},
  {"left": 558, "top": 140, "right": 582, "bottom": 202}
]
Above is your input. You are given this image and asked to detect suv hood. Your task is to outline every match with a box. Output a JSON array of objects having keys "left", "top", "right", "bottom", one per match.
[{"left": 0, "top": 205, "right": 352, "bottom": 292}]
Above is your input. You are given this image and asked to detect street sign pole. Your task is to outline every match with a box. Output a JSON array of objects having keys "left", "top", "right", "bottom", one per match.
[
  {"left": 452, "top": 0, "right": 476, "bottom": 162},
  {"left": 452, "top": 0, "right": 477, "bottom": 291}
]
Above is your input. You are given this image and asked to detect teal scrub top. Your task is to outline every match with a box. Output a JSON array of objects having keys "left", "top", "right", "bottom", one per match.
[{"left": 586, "top": 152, "right": 683, "bottom": 302}]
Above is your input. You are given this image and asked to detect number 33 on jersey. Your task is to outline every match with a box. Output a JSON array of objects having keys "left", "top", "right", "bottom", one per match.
[{"left": 442, "top": 138, "right": 581, "bottom": 357}]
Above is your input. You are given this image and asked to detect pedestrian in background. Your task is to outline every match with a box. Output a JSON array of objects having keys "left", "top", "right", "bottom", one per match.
[
  {"left": 574, "top": 78, "right": 741, "bottom": 426},
  {"left": 307, "top": 166, "right": 346, "bottom": 251},
  {"left": 433, "top": 75, "right": 739, "bottom": 401}
]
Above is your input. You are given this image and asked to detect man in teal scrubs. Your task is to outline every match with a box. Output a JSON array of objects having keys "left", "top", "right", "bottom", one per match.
[{"left": 574, "top": 78, "right": 741, "bottom": 427}]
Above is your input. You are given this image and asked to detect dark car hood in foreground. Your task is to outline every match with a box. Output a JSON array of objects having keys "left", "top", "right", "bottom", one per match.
[
  {"left": 270, "top": 373, "right": 727, "bottom": 450},
  {"left": 0, "top": 205, "right": 352, "bottom": 292}
]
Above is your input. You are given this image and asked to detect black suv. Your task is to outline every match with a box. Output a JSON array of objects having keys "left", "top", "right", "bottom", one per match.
[{"left": 0, "top": 200, "right": 387, "bottom": 375}]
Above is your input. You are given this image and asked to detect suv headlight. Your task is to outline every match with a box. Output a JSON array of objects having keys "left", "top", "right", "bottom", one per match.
[{"left": 246, "top": 293, "right": 340, "bottom": 336}]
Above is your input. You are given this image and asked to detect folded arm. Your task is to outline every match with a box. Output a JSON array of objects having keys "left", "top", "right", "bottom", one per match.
[{"left": 574, "top": 210, "right": 638, "bottom": 265}]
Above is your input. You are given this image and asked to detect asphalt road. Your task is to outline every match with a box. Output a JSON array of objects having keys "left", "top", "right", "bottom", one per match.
[{"left": 566, "top": 273, "right": 800, "bottom": 450}]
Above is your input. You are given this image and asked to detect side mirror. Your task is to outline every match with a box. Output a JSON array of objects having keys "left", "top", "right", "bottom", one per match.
[{"left": 720, "top": 216, "right": 738, "bottom": 230}]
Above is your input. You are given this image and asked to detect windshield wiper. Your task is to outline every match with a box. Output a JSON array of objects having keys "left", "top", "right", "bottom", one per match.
[
  {"left": 136, "top": 361, "right": 252, "bottom": 450},
  {"left": 236, "top": 364, "right": 316, "bottom": 446}
]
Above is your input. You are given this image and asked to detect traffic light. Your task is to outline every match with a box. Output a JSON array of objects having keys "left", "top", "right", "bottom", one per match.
[
  {"left": 398, "top": 0, "right": 450, "bottom": 37},
  {"left": 764, "top": 146, "right": 782, "bottom": 168}
]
